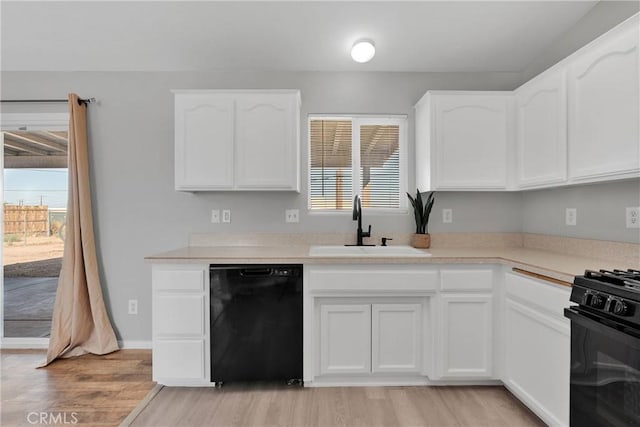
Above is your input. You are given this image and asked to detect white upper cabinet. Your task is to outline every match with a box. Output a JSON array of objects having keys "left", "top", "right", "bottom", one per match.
[
  {"left": 567, "top": 16, "right": 639, "bottom": 183},
  {"left": 415, "top": 91, "right": 514, "bottom": 191},
  {"left": 173, "top": 90, "right": 301, "bottom": 192},
  {"left": 515, "top": 68, "right": 568, "bottom": 188},
  {"left": 235, "top": 93, "right": 300, "bottom": 189},
  {"left": 174, "top": 93, "right": 235, "bottom": 190},
  {"left": 415, "top": 14, "right": 638, "bottom": 192}
]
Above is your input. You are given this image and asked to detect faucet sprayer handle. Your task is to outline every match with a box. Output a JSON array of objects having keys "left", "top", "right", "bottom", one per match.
[
  {"left": 352, "top": 194, "right": 360, "bottom": 221},
  {"left": 363, "top": 224, "right": 371, "bottom": 238},
  {"left": 381, "top": 237, "right": 393, "bottom": 246}
]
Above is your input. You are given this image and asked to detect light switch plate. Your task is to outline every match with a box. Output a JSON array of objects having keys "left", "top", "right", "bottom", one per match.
[
  {"left": 222, "top": 209, "right": 231, "bottom": 223},
  {"left": 442, "top": 209, "right": 453, "bottom": 224},
  {"left": 566, "top": 208, "right": 577, "bottom": 226},
  {"left": 626, "top": 207, "right": 640, "bottom": 228}
]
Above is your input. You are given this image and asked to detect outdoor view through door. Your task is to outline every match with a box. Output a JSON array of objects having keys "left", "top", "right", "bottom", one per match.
[
  {"left": 3, "top": 130, "right": 68, "bottom": 338},
  {"left": 309, "top": 116, "right": 407, "bottom": 211}
]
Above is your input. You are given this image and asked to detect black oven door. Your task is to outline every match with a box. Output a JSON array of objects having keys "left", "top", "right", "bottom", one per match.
[{"left": 565, "top": 308, "right": 640, "bottom": 426}]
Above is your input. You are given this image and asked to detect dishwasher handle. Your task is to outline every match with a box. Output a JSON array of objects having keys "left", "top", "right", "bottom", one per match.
[{"left": 239, "top": 268, "right": 274, "bottom": 277}]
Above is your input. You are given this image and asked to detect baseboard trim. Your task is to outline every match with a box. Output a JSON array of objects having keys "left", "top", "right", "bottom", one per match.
[
  {"left": 0, "top": 337, "right": 49, "bottom": 349},
  {"left": 118, "top": 340, "right": 152, "bottom": 349}
]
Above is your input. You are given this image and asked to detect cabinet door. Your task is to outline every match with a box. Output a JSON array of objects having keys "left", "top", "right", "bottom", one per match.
[
  {"left": 516, "top": 69, "right": 567, "bottom": 188},
  {"left": 235, "top": 93, "right": 299, "bottom": 190},
  {"left": 174, "top": 94, "right": 234, "bottom": 190},
  {"left": 319, "top": 304, "right": 371, "bottom": 375},
  {"left": 433, "top": 94, "right": 511, "bottom": 189},
  {"left": 568, "top": 22, "right": 639, "bottom": 181},
  {"left": 439, "top": 294, "right": 493, "bottom": 378},
  {"left": 505, "top": 298, "right": 569, "bottom": 427},
  {"left": 153, "top": 339, "right": 205, "bottom": 382},
  {"left": 372, "top": 303, "right": 422, "bottom": 373}
]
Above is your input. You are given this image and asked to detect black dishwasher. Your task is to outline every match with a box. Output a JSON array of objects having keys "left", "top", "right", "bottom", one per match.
[{"left": 210, "top": 264, "right": 302, "bottom": 384}]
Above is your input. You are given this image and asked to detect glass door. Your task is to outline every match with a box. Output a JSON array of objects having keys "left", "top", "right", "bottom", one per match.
[{"left": 1, "top": 113, "right": 68, "bottom": 343}]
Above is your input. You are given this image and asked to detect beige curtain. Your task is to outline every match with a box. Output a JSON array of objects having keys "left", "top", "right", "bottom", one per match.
[{"left": 43, "top": 93, "right": 119, "bottom": 366}]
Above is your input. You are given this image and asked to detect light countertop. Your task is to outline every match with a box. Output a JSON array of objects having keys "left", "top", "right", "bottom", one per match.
[{"left": 146, "top": 245, "right": 638, "bottom": 284}]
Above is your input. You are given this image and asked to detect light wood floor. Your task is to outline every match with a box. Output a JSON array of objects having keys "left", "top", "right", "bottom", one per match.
[
  {"left": 2, "top": 349, "right": 544, "bottom": 427},
  {"left": 1, "top": 349, "right": 155, "bottom": 426},
  {"left": 130, "top": 383, "right": 545, "bottom": 427}
]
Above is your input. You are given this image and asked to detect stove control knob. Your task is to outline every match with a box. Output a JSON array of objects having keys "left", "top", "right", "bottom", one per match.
[
  {"left": 590, "top": 294, "right": 605, "bottom": 309},
  {"left": 581, "top": 291, "right": 593, "bottom": 305},
  {"left": 612, "top": 299, "right": 629, "bottom": 316}
]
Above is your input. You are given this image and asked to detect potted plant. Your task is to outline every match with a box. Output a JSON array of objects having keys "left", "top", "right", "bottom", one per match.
[{"left": 407, "top": 189, "right": 435, "bottom": 248}]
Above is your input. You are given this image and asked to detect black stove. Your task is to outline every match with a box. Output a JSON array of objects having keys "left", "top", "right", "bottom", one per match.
[
  {"left": 565, "top": 268, "right": 640, "bottom": 427},
  {"left": 570, "top": 269, "right": 640, "bottom": 329}
]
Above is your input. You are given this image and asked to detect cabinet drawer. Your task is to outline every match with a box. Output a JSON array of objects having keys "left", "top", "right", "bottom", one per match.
[
  {"left": 309, "top": 266, "right": 438, "bottom": 292},
  {"left": 154, "top": 294, "right": 205, "bottom": 336},
  {"left": 153, "top": 339, "right": 205, "bottom": 380},
  {"left": 153, "top": 268, "right": 205, "bottom": 292},
  {"left": 506, "top": 272, "right": 571, "bottom": 318},
  {"left": 441, "top": 269, "right": 493, "bottom": 291}
]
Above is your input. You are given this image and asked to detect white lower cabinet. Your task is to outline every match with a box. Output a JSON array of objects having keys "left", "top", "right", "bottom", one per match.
[
  {"left": 317, "top": 301, "right": 423, "bottom": 377},
  {"left": 319, "top": 304, "right": 371, "bottom": 375},
  {"left": 504, "top": 272, "right": 570, "bottom": 427},
  {"left": 372, "top": 304, "right": 422, "bottom": 373},
  {"left": 437, "top": 268, "right": 494, "bottom": 379},
  {"left": 149, "top": 259, "right": 571, "bottom": 427},
  {"left": 152, "top": 264, "right": 211, "bottom": 386},
  {"left": 438, "top": 294, "right": 493, "bottom": 378},
  {"left": 153, "top": 339, "right": 205, "bottom": 381},
  {"left": 306, "top": 265, "right": 436, "bottom": 383}
]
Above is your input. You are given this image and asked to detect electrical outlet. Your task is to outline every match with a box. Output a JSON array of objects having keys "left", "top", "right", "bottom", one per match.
[
  {"left": 128, "top": 299, "right": 138, "bottom": 315},
  {"left": 211, "top": 209, "right": 220, "bottom": 223},
  {"left": 442, "top": 209, "right": 453, "bottom": 224},
  {"left": 566, "top": 208, "right": 577, "bottom": 226},
  {"left": 285, "top": 209, "right": 299, "bottom": 223},
  {"left": 627, "top": 207, "right": 640, "bottom": 228},
  {"left": 222, "top": 209, "right": 231, "bottom": 223}
]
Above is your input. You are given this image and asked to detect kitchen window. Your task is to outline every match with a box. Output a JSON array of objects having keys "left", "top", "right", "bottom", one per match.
[{"left": 308, "top": 115, "right": 407, "bottom": 212}]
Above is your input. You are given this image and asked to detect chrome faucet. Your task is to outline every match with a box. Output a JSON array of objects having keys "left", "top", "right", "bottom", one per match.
[{"left": 352, "top": 194, "right": 371, "bottom": 246}]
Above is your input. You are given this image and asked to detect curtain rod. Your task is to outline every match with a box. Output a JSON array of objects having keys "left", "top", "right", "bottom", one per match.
[{"left": 0, "top": 98, "right": 96, "bottom": 105}]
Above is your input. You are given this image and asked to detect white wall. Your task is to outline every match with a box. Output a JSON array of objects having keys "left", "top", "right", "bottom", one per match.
[{"left": 522, "top": 179, "right": 640, "bottom": 244}]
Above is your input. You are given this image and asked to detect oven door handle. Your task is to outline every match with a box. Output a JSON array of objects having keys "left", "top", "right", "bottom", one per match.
[{"left": 565, "top": 307, "right": 640, "bottom": 350}]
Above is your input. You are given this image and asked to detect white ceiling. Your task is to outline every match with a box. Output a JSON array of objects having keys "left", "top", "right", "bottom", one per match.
[{"left": 1, "top": 1, "right": 599, "bottom": 72}]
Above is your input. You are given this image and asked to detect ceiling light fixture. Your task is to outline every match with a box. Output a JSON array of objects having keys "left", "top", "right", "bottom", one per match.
[{"left": 351, "top": 40, "right": 375, "bottom": 63}]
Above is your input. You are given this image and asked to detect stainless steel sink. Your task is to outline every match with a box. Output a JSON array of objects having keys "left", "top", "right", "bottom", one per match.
[{"left": 308, "top": 245, "right": 431, "bottom": 257}]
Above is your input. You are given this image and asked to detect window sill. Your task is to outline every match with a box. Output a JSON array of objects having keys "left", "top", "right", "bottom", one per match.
[{"left": 308, "top": 208, "right": 409, "bottom": 216}]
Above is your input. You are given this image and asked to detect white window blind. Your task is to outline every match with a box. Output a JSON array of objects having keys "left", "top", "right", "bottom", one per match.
[
  {"left": 360, "top": 124, "right": 400, "bottom": 209},
  {"left": 309, "top": 116, "right": 406, "bottom": 211}
]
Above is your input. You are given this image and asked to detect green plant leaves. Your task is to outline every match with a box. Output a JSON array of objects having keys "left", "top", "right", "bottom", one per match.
[{"left": 406, "top": 189, "right": 435, "bottom": 234}]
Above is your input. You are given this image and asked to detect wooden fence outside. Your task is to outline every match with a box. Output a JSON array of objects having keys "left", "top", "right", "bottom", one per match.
[{"left": 4, "top": 205, "right": 50, "bottom": 235}]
